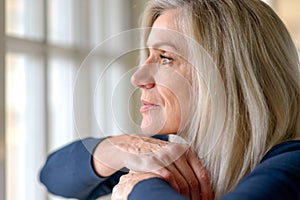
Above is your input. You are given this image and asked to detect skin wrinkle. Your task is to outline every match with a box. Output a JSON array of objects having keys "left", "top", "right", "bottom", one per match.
[{"left": 131, "top": 10, "right": 192, "bottom": 135}]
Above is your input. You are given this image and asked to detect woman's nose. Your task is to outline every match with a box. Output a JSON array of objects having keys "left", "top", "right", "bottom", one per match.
[{"left": 131, "top": 62, "right": 156, "bottom": 89}]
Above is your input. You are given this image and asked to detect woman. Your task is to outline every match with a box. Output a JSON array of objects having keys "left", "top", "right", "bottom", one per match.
[{"left": 40, "top": 0, "right": 300, "bottom": 199}]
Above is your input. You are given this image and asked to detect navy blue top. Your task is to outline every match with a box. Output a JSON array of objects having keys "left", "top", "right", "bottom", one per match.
[{"left": 40, "top": 138, "right": 300, "bottom": 200}]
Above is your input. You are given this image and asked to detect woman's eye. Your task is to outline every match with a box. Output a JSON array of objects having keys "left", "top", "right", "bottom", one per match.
[{"left": 159, "top": 54, "right": 173, "bottom": 65}]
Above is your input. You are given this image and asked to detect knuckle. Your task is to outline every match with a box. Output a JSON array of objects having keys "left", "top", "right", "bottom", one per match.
[
  {"left": 197, "top": 170, "right": 208, "bottom": 180},
  {"left": 200, "top": 169, "right": 210, "bottom": 182},
  {"left": 170, "top": 143, "right": 186, "bottom": 155},
  {"left": 162, "top": 171, "right": 173, "bottom": 182},
  {"left": 154, "top": 168, "right": 164, "bottom": 176},
  {"left": 119, "top": 174, "right": 130, "bottom": 182},
  {"left": 119, "top": 175, "right": 126, "bottom": 182},
  {"left": 177, "top": 153, "right": 188, "bottom": 163}
]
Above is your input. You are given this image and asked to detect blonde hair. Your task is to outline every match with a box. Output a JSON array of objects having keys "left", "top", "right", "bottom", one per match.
[{"left": 140, "top": 0, "right": 300, "bottom": 198}]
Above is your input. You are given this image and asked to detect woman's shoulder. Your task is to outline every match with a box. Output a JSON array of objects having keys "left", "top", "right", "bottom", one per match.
[
  {"left": 257, "top": 140, "right": 300, "bottom": 175},
  {"left": 261, "top": 140, "right": 300, "bottom": 163},
  {"left": 221, "top": 140, "right": 300, "bottom": 199}
]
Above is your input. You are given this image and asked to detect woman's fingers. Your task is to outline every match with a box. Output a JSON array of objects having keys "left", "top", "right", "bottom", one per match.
[
  {"left": 154, "top": 166, "right": 186, "bottom": 196},
  {"left": 156, "top": 147, "right": 214, "bottom": 200},
  {"left": 174, "top": 154, "right": 201, "bottom": 200},
  {"left": 94, "top": 134, "right": 170, "bottom": 173},
  {"left": 96, "top": 134, "right": 214, "bottom": 199},
  {"left": 112, "top": 172, "right": 160, "bottom": 200},
  {"left": 187, "top": 150, "right": 214, "bottom": 200},
  {"left": 111, "top": 175, "right": 131, "bottom": 200},
  {"left": 154, "top": 146, "right": 202, "bottom": 200}
]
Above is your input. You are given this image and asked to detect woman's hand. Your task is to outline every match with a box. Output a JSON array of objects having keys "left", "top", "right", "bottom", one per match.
[
  {"left": 93, "top": 134, "right": 214, "bottom": 200},
  {"left": 112, "top": 167, "right": 213, "bottom": 200},
  {"left": 111, "top": 172, "right": 160, "bottom": 200},
  {"left": 156, "top": 148, "right": 214, "bottom": 200},
  {"left": 92, "top": 134, "right": 185, "bottom": 177}
]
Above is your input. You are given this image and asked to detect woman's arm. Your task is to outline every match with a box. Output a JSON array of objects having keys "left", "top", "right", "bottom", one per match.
[
  {"left": 128, "top": 177, "right": 188, "bottom": 200},
  {"left": 39, "top": 135, "right": 169, "bottom": 199},
  {"left": 39, "top": 137, "right": 126, "bottom": 199},
  {"left": 111, "top": 148, "right": 214, "bottom": 200},
  {"left": 124, "top": 144, "right": 300, "bottom": 200},
  {"left": 221, "top": 149, "right": 300, "bottom": 200},
  {"left": 40, "top": 134, "right": 210, "bottom": 200}
]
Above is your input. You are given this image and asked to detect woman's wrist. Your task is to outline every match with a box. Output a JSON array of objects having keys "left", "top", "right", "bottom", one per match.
[{"left": 92, "top": 137, "right": 119, "bottom": 177}]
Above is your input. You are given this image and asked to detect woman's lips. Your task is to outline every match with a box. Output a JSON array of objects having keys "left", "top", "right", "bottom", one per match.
[{"left": 140, "top": 100, "right": 159, "bottom": 113}]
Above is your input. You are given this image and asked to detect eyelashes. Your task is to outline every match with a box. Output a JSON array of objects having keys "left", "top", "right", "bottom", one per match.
[
  {"left": 159, "top": 54, "right": 173, "bottom": 65},
  {"left": 145, "top": 49, "right": 174, "bottom": 66}
]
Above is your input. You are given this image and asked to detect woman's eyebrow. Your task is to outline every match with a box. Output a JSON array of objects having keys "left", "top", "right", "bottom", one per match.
[{"left": 146, "top": 41, "right": 178, "bottom": 53}]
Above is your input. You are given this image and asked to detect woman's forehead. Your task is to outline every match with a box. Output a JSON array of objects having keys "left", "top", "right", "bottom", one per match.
[
  {"left": 147, "top": 29, "right": 179, "bottom": 50},
  {"left": 147, "top": 27, "right": 188, "bottom": 58}
]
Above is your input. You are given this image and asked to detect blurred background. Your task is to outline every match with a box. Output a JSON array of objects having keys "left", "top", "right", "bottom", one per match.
[{"left": 0, "top": 0, "right": 299, "bottom": 199}]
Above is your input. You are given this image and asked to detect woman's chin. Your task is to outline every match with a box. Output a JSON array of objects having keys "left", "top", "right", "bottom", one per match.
[
  {"left": 140, "top": 112, "right": 161, "bottom": 133},
  {"left": 141, "top": 122, "right": 177, "bottom": 136},
  {"left": 141, "top": 125, "right": 161, "bottom": 135}
]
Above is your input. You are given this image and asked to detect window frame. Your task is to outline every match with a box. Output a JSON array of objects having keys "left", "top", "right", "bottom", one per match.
[
  {"left": 2, "top": 1, "right": 137, "bottom": 199},
  {"left": 0, "top": 0, "right": 5, "bottom": 199}
]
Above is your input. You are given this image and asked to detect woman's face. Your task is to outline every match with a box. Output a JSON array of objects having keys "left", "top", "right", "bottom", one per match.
[{"left": 131, "top": 10, "right": 191, "bottom": 135}]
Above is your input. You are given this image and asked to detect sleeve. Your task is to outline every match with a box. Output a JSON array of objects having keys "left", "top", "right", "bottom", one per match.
[
  {"left": 221, "top": 150, "right": 300, "bottom": 200},
  {"left": 39, "top": 137, "right": 126, "bottom": 200},
  {"left": 128, "top": 150, "right": 300, "bottom": 200},
  {"left": 128, "top": 178, "right": 187, "bottom": 200}
]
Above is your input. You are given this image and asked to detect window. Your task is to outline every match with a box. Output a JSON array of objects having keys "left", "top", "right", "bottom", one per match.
[
  {"left": 3, "top": 0, "right": 146, "bottom": 199},
  {"left": 1, "top": 0, "right": 300, "bottom": 200}
]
